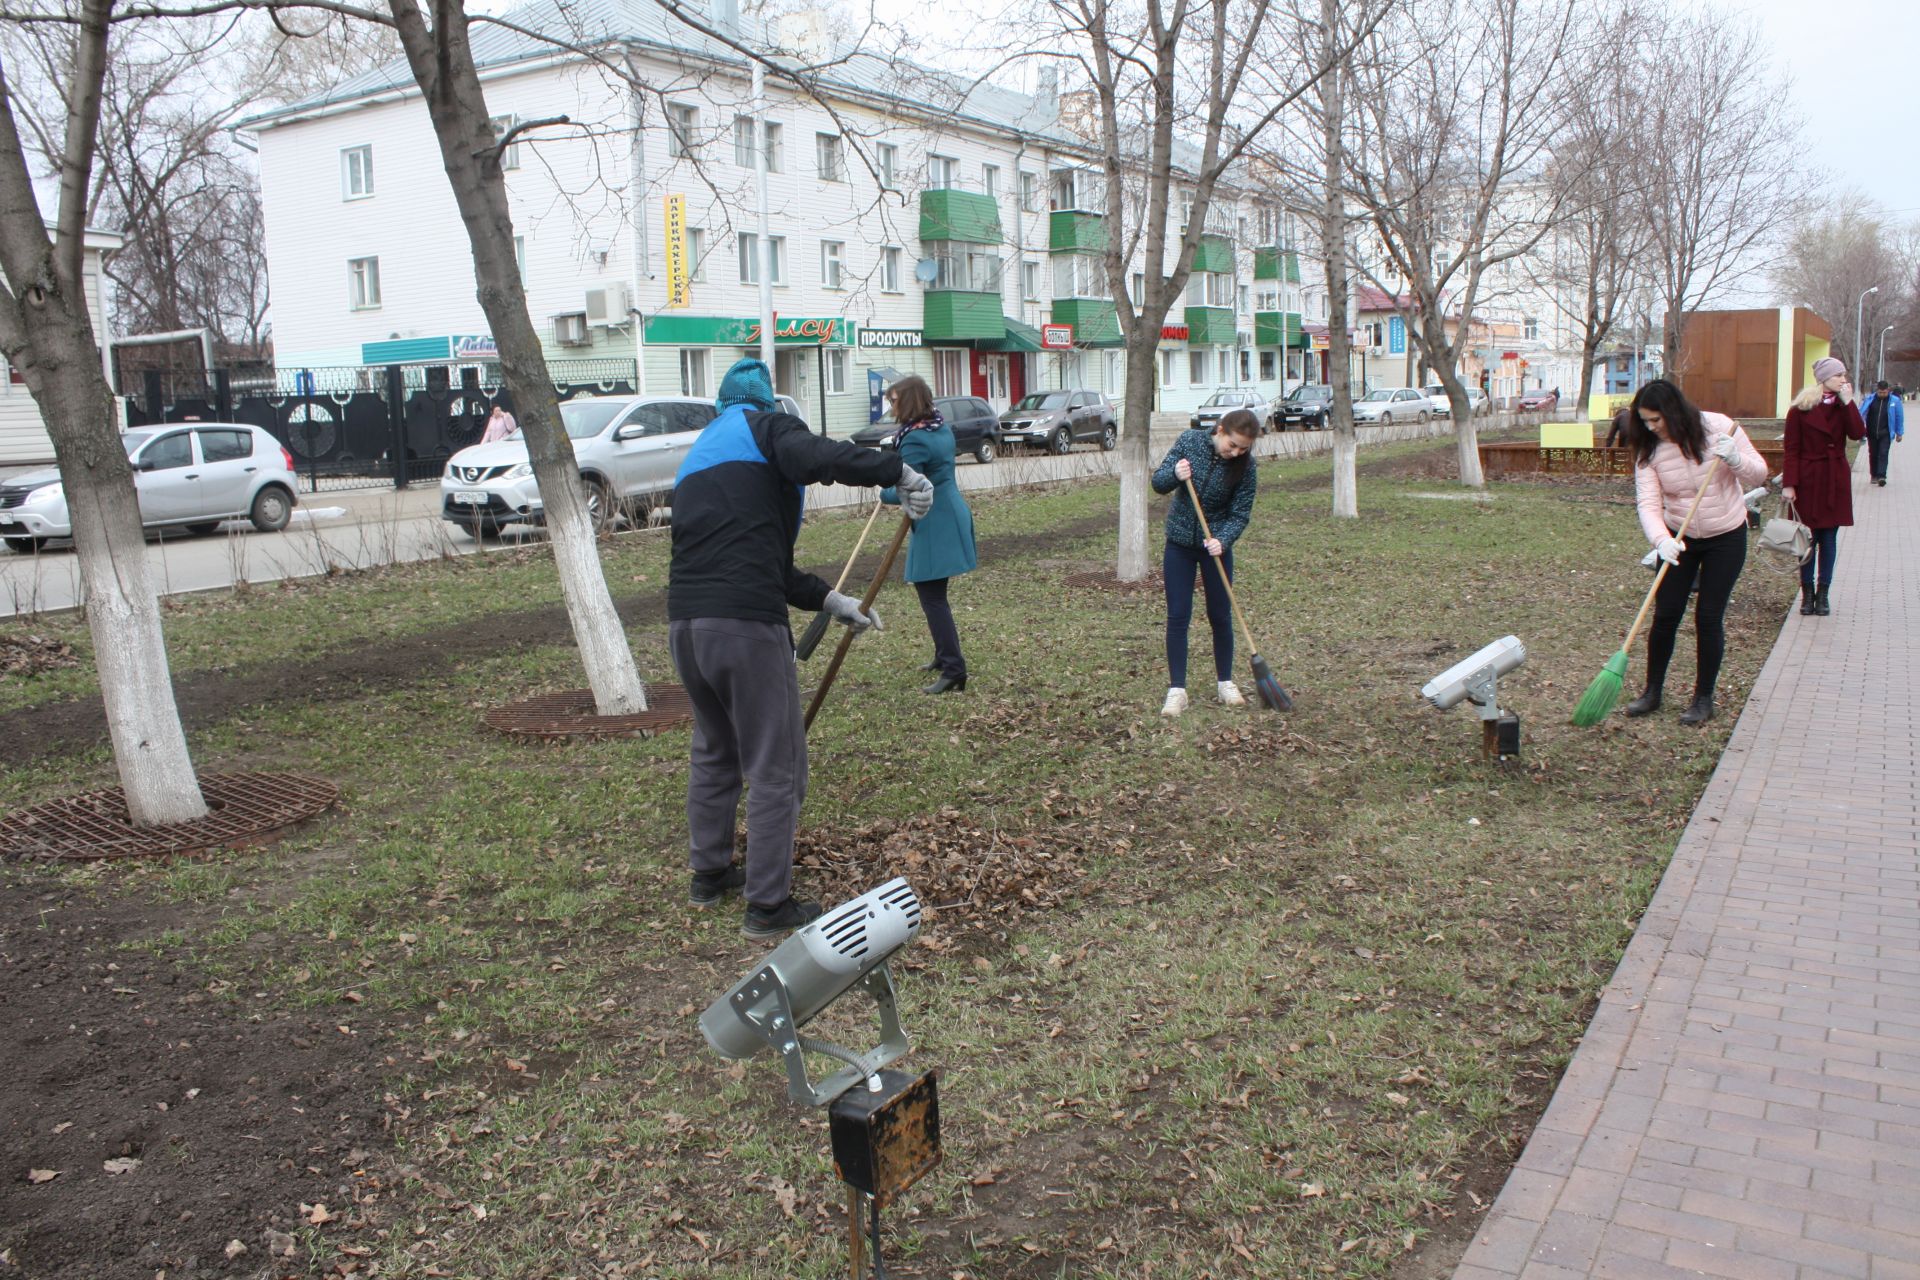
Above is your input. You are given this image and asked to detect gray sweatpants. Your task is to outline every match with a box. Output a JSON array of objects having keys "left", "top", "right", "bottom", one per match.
[{"left": 667, "top": 618, "right": 808, "bottom": 908}]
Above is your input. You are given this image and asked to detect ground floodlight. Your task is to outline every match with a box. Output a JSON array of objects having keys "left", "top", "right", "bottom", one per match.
[
  {"left": 699, "top": 877, "right": 923, "bottom": 1107},
  {"left": 1421, "top": 635, "right": 1526, "bottom": 759}
]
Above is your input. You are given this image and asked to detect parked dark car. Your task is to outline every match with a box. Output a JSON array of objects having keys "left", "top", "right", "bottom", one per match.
[
  {"left": 1273, "top": 384, "right": 1334, "bottom": 431},
  {"left": 998, "top": 390, "right": 1118, "bottom": 454},
  {"left": 1190, "top": 389, "right": 1270, "bottom": 433},
  {"left": 849, "top": 395, "right": 1003, "bottom": 463}
]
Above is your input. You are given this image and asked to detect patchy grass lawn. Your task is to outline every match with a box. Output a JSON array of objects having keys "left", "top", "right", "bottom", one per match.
[{"left": 0, "top": 447, "right": 1793, "bottom": 1280}]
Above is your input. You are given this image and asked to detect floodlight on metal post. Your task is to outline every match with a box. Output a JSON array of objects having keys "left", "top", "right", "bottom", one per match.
[
  {"left": 699, "top": 877, "right": 942, "bottom": 1280},
  {"left": 1420, "top": 636, "right": 1526, "bottom": 761}
]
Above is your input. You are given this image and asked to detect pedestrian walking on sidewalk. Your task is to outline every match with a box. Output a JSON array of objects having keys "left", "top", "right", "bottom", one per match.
[
  {"left": 1784, "top": 357, "right": 1868, "bottom": 616},
  {"left": 1151, "top": 409, "right": 1260, "bottom": 716},
  {"left": 878, "top": 376, "right": 977, "bottom": 695},
  {"left": 1860, "top": 379, "right": 1904, "bottom": 486},
  {"left": 1624, "top": 379, "right": 1770, "bottom": 726},
  {"left": 668, "top": 358, "right": 933, "bottom": 939},
  {"left": 480, "top": 405, "right": 519, "bottom": 443}
]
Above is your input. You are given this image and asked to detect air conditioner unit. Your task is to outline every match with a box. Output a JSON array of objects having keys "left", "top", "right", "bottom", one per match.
[
  {"left": 553, "top": 312, "right": 590, "bottom": 346},
  {"left": 585, "top": 282, "right": 630, "bottom": 325}
]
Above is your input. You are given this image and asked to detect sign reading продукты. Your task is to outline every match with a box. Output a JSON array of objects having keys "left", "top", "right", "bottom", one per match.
[{"left": 859, "top": 329, "right": 924, "bottom": 349}]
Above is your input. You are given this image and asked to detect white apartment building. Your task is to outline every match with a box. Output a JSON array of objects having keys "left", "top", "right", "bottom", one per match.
[
  {"left": 0, "top": 228, "right": 123, "bottom": 465},
  {"left": 238, "top": 0, "right": 1314, "bottom": 435}
]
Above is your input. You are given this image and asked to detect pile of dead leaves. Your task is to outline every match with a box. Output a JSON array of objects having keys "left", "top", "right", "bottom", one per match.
[
  {"left": 794, "top": 807, "right": 1090, "bottom": 946},
  {"left": 0, "top": 631, "right": 78, "bottom": 678}
]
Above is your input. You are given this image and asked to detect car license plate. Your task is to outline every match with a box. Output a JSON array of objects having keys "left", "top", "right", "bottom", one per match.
[{"left": 452, "top": 490, "right": 489, "bottom": 505}]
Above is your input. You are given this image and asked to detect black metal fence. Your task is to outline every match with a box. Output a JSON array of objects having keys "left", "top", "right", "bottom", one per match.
[{"left": 124, "top": 359, "right": 640, "bottom": 492}]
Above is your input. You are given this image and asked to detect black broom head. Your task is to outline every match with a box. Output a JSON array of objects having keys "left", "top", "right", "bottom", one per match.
[{"left": 1250, "top": 653, "right": 1292, "bottom": 713}]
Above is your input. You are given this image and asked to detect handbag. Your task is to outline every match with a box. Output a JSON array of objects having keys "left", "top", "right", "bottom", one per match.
[{"left": 1758, "top": 494, "right": 1812, "bottom": 566}]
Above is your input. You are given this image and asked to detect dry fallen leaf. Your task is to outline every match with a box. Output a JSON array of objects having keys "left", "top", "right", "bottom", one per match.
[
  {"left": 26, "top": 1169, "right": 59, "bottom": 1184},
  {"left": 771, "top": 1178, "right": 797, "bottom": 1219},
  {"left": 50, "top": 1122, "right": 72, "bottom": 1135},
  {"left": 102, "top": 1158, "right": 140, "bottom": 1176},
  {"left": 1299, "top": 1182, "right": 1326, "bottom": 1198},
  {"left": 302, "top": 1202, "right": 335, "bottom": 1226},
  {"left": 223, "top": 1240, "right": 247, "bottom": 1261}
]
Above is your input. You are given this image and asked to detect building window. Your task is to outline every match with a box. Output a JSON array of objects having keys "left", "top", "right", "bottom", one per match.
[
  {"left": 341, "top": 145, "right": 373, "bottom": 200},
  {"left": 680, "top": 348, "right": 709, "bottom": 398},
  {"left": 1052, "top": 254, "right": 1106, "bottom": 299},
  {"left": 666, "top": 102, "right": 698, "bottom": 158},
  {"left": 1237, "top": 284, "right": 1250, "bottom": 315},
  {"left": 513, "top": 236, "right": 525, "bottom": 285},
  {"left": 933, "top": 349, "right": 966, "bottom": 396},
  {"left": 927, "top": 154, "right": 958, "bottom": 189},
  {"left": 982, "top": 164, "right": 999, "bottom": 199},
  {"left": 1131, "top": 272, "right": 1145, "bottom": 305},
  {"left": 1162, "top": 350, "right": 1177, "bottom": 387},
  {"left": 1105, "top": 350, "right": 1121, "bottom": 389},
  {"left": 1187, "top": 272, "right": 1232, "bottom": 308},
  {"left": 1019, "top": 170, "right": 1039, "bottom": 213},
  {"left": 1179, "top": 191, "right": 1193, "bottom": 230},
  {"left": 1217, "top": 350, "right": 1231, "bottom": 384},
  {"left": 733, "top": 115, "right": 756, "bottom": 167},
  {"left": 1189, "top": 350, "right": 1207, "bottom": 385},
  {"left": 687, "top": 227, "right": 706, "bottom": 282},
  {"left": 925, "top": 240, "right": 1001, "bottom": 292},
  {"left": 881, "top": 245, "right": 901, "bottom": 292},
  {"left": 1260, "top": 350, "right": 1276, "bottom": 380},
  {"left": 820, "top": 239, "right": 844, "bottom": 289},
  {"left": 739, "top": 233, "right": 788, "bottom": 285},
  {"left": 816, "top": 132, "right": 845, "bottom": 182},
  {"left": 1524, "top": 315, "right": 1539, "bottom": 341},
  {"left": 1022, "top": 259, "right": 1040, "bottom": 301},
  {"left": 764, "top": 122, "right": 783, "bottom": 172},
  {"left": 348, "top": 256, "right": 381, "bottom": 309},
  {"left": 489, "top": 115, "right": 520, "bottom": 170},
  {"left": 877, "top": 142, "right": 896, "bottom": 188},
  {"left": 1256, "top": 286, "right": 1279, "bottom": 311},
  {"left": 826, "top": 348, "right": 847, "bottom": 394},
  {"left": 1239, "top": 349, "right": 1251, "bottom": 381}
]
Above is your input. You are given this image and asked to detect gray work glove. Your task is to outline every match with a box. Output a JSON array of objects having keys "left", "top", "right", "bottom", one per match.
[
  {"left": 895, "top": 463, "right": 935, "bottom": 520},
  {"left": 823, "top": 589, "right": 882, "bottom": 633}
]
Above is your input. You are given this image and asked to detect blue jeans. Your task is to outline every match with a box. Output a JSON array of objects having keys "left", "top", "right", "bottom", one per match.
[
  {"left": 1164, "top": 540, "right": 1234, "bottom": 688},
  {"left": 1800, "top": 527, "right": 1840, "bottom": 591}
]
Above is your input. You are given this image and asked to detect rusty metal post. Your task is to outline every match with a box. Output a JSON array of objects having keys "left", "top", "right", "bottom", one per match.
[{"left": 847, "top": 1187, "right": 866, "bottom": 1279}]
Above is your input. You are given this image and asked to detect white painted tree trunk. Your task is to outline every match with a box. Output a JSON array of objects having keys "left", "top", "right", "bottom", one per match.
[
  {"left": 1115, "top": 350, "right": 1158, "bottom": 581},
  {"left": 1330, "top": 426, "right": 1358, "bottom": 518},
  {"left": 1455, "top": 415, "right": 1485, "bottom": 487}
]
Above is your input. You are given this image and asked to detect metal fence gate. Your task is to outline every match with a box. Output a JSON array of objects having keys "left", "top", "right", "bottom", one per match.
[{"left": 124, "top": 360, "right": 640, "bottom": 492}]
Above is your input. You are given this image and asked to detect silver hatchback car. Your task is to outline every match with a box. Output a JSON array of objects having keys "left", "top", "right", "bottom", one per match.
[{"left": 0, "top": 423, "right": 299, "bottom": 554}]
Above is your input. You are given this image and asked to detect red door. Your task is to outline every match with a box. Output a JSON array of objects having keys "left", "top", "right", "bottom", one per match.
[{"left": 970, "top": 352, "right": 989, "bottom": 400}]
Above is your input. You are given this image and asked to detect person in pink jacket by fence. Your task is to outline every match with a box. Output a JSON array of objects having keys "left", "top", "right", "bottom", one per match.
[{"left": 1623, "top": 379, "right": 1771, "bottom": 725}]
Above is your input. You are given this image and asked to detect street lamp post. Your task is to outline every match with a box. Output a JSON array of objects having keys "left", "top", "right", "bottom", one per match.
[
  {"left": 1878, "top": 324, "right": 1895, "bottom": 384},
  {"left": 1855, "top": 284, "right": 1881, "bottom": 383}
]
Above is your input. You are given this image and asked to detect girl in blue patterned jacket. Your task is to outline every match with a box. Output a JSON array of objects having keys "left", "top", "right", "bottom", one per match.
[{"left": 1150, "top": 409, "right": 1259, "bottom": 715}]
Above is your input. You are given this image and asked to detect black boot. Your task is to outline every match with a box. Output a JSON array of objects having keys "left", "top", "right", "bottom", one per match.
[
  {"left": 1624, "top": 687, "right": 1663, "bottom": 717},
  {"left": 1815, "top": 587, "right": 1831, "bottom": 616},
  {"left": 1679, "top": 693, "right": 1715, "bottom": 726},
  {"left": 1800, "top": 586, "right": 1817, "bottom": 616},
  {"left": 919, "top": 658, "right": 940, "bottom": 672},
  {"left": 922, "top": 672, "right": 967, "bottom": 695}
]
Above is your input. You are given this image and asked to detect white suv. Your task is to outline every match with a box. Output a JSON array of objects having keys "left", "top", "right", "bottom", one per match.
[{"left": 440, "top": 394, "right": 803, "bottom": 538}]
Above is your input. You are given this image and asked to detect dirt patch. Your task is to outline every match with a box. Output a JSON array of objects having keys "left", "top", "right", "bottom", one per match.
[
  {"left": 0, "top": 631, "right": 79, "bottom": 678},
  {"left": 478, "top": 683, "right": 695, "bottom": 741},
  {"left": 0, "top": 880, "right": 399, "bottom": 1279},
  {"left": 1062, "top": 569, "right": 1167, "bottom": 594}
]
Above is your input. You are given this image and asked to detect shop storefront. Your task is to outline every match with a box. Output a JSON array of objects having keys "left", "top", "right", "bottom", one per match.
[{"left": 642, "top": 314, "right": 857, "bottom": 434}]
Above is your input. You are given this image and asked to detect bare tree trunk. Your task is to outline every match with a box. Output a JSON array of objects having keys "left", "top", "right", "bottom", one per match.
[
  {"left": 387, "top": 0, "right": 645, "bottom": 714},
  {"left": 1319, "top": 0, "right": 1357, "bottom": 518},
  {"left": 0, "top": 1, "right": 207, "bottom": 825}
]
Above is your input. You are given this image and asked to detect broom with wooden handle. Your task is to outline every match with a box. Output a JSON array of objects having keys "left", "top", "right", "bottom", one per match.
[
  {"left": 795, "top": 501, "right": 884, "bottom": 661},
  {"left": 1571, "top": 455, "right": 1722, "bottom": 726},
  {"left": 1181, "top": 475, "right": 1292, "bottom": 713}
]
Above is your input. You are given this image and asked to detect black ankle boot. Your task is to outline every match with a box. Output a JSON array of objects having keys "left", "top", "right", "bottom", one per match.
[
  {"left": 919, "top": 658, "right": 940, "bottom": 672},
  {"left": 1624, "top": 688, "right": 1663, "bottom": 717},
  {"left": 1800, "top": 587, "right": 1817, "bottom": 616},
  {"left": 1815, "top": 587, "right": 1831, "bottom": 616},
  {"left": 922, "top": 672, "right": 967, "bottom": 694},
  {"left": 1679, "top": 693, "right": 1715, "bottom": 725}
]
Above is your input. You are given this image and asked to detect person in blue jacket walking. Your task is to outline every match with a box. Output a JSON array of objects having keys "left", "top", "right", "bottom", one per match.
[
  {"left": 1860, "top": 379, "right": 1905, "bottom": 486},
  {"left": 1150, "top": 409, "right": 1260, "bottom": 716},
  {"left": 880, "top": 375, "right": 977, "bottom": 693}
]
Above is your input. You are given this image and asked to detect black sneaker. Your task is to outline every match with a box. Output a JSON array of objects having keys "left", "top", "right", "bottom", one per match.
[
  {"left": 742, "top": 896, "right": 823, "bottom": 940},
  {"left": 689, "top": 864, "right": 746, "bottom": 907}
]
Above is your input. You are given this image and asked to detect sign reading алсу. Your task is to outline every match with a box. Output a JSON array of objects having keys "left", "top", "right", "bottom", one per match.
[
  {"left": 643, "top": 315, "right": 854, "bottom": 346},
  {"left": 858, "top": 328, "right": 923, "bottom": 349}
]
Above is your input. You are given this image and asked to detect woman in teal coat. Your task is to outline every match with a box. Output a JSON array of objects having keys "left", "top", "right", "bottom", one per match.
[{"left": 880, "top": 375, "right": 977, "bottom": 693}]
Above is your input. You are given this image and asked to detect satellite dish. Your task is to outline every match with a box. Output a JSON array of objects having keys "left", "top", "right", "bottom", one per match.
[{"left": 913, "top": 258, "right": 939, "bottom": 285}]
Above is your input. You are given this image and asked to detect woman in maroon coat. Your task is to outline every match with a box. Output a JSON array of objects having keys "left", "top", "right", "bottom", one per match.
[{"left": 1783, "top": 356, "right": 1867, "bottom": 616}]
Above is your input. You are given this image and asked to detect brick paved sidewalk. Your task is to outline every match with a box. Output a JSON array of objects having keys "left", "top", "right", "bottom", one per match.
[{"left": 1454, "top": 449, "right": 1920, "bottom": 1280}]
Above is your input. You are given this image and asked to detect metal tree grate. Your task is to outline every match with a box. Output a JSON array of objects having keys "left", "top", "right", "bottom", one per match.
[
  {"left": 481, "top": 684, "right": 695, "bottom": 741},
  {"left": 1063, "top": 569, "right": 1168, "bottom": 595},
  {"left": 0, "top": 772, "right": 340, "bottom": 863}
]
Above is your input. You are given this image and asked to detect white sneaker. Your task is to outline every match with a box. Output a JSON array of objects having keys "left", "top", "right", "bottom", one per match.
[
  {"left": 1217, "top": 680, "right": 1245, "bottom": 706},
  {"left": 1160, "top": 687, "right": 1189, "bottom": 716}
]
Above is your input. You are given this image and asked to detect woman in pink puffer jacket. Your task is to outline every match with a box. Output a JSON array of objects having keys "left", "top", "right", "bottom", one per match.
[{"left": 1622, "top": 379, "right": 1770, "bottom": 725}]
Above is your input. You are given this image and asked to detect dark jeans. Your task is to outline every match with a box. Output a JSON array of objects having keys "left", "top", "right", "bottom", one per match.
[
  {"left": 1799, "top": 527, "right": 1840, "bottom": 591},
  {"left": 1646, "top": 524, "right": 1746, "bottom": 698},
  {"left": 1868, "top": 429, "right": 1891, "bottom": 480},
  {"left": 913, "top": 578, "right": 966, "bottom": 679},
  {"left": 1163, "top": 540, "right": 1234, "bottom": 688}
]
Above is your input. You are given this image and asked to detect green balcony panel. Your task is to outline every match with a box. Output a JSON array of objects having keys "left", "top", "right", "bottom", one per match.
[
  {"left": 1255, "top": 311, "right": 1307, "bottom": 347},
  {"left": 923, "top": 291, "right": 1005, "bottom": 342},
  {"left": 1284, "top": 251, "right": 1301, "bottom": 284},
  {"left": 1185, "top": 306, "right": 1235, "bottom": 346},
  {"left": 1051, "top": 298, "right": 1121, "bottom": 346},
  {"left": 1191, "top": 234, "right": 1234, "bottom": 275},
  {"left": 1049, "top": 210, "right": 1107, "bottom": 253},
  {"left": 1254, "top": 247, "right": 1279, "bottom": 280},
  {"left": 918, "top": 189, "right": 1002, "bottom": 246}
]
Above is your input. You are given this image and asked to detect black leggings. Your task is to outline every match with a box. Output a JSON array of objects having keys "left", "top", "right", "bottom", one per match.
[
  {"left": 1164, "top": 540, "right": 1235, "bottom": 687},
  {"left": 913, "top": 578, "right": 966, "bottom": 679},
  {"left": 1646, "top": 524, "right": 1746, "bottom": 698}
]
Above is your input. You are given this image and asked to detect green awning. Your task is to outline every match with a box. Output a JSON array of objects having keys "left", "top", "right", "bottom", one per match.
[{"left": 975, "top": 316, "right": 1044, "bottom": 352}]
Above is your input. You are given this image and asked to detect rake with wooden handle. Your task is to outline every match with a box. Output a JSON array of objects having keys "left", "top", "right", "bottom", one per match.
[
  {"left": 804, "top": 513, "right": 911, "bottom": 731},
  {"left": 795, "top": 500, "right": 884, "bottom": 661}
]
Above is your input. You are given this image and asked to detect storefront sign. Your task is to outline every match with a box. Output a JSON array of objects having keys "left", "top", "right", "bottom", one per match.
[
  {"left": 1388, "top": 316, "right": 1406, "bottom": 355},
  {"left": 1161, "top": 325, "right": 1190, "bottom": 341},
  {"left": 664, "top": 195, "right": 689, "bottom": 309},
  {"left": 642, "top": 315, "right": 854, "bottom": 346},
  {"left": 1311, "top": 332, "right": 1329, "bottom": 351},
  {"left": 858, "top": 328, "right": 924, "bottom": 349},
  {"left": 1040, "top": 323, "right": 1075, "bottom": 350},
  {"left": 360, "top": 335, "right": 497, "bottom": 365},
  {"left": 453, "top": 335, "right": 497, "bottom": 359}
]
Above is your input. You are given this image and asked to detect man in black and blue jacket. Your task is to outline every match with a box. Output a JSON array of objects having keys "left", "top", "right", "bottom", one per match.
[
  {"left": 1861, "top": 380, "right": 1905, "bottom": 486},
  {"left": 669, "top": 358, "right": 933, "bottom": 939}
]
